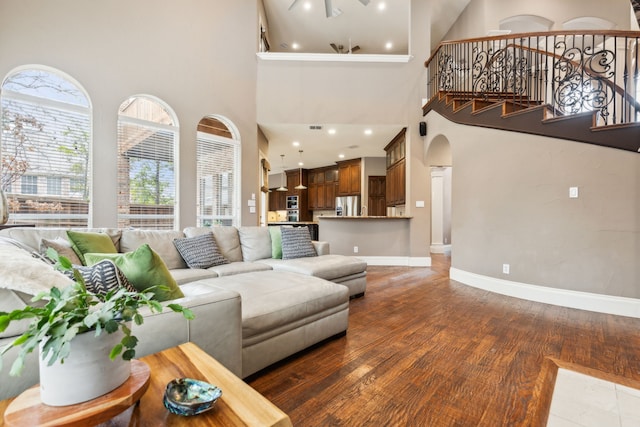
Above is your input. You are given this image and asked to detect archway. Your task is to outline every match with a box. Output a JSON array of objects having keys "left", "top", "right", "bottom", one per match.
[{"left": 425, "top": 134, "right": 452, "bottom": 254}]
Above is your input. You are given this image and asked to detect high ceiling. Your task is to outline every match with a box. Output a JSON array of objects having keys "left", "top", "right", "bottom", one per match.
[
  {"left": 262, "top": 0, "right": 410, "bottom": 55},
  {"left": 260, "top": 0, "right": 471, "bottom": 172}
]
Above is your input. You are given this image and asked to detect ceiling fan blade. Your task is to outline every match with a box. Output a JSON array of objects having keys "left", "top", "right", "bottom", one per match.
[
  {"left": 351, "top": 45, "right": 361, "bottom": 53},
  {"left": 357, "top": 0, "right": 370, "bottom": 5},
  {"left": 288, "top": 0, "right": 302, "bottom": 11},
  {"left": 330, "top": 43, "right": 339, "bottom": 53},
  {"left": 325, "top": 0, "right": 333, "bottom": 18}
]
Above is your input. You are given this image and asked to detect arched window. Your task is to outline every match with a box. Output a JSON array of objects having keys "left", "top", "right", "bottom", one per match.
[
  {"left": 196, "top": 116, "right": 240, "bottom": 227},
  {"left": 0, "top": 66, "right": 92, "bottom": 227},
  {"left": 117, "top": 95, "right": 178, "bottom": 230}
]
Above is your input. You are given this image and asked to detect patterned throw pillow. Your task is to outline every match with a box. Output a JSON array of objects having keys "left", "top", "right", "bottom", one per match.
[
  {"left": 173, "top": 232, "right": 229, "bottom": 269},
  {"left": 281, "top": 227, "right": 317, "bottom": 260},
  {"left": 65, "top": 259, "right": 137, "bottom": 296}
]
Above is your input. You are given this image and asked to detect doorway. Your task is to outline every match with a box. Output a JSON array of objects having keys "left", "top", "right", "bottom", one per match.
[{"left": 430, "top": 167, "right": 451, "bottom": 253}]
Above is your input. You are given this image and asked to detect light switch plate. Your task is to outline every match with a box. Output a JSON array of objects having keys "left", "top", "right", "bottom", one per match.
[
  {"left": 569, "top": 187, "right": 579, "bottom": 198},
  {"left": 416, "top": 200, "right": 425, "bottom": 208}
]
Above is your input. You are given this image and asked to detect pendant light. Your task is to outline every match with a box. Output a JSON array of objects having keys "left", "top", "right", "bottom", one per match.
[
  {"left": 294, "top": 150, "right": 307, "bottom": 190},
  {"left": 276, "top": 154, "right": 288, "bottom": 192}
]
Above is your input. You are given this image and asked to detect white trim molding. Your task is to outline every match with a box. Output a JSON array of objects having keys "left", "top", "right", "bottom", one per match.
[
  {"left": 450, "top": 268, "right": 640, "bottom": 318},
  {"left": 257, "top": 52, "right": 413, "bottom": 63},
  {"left": 359, "top": 256, "right": 431, "bottom": 267}
]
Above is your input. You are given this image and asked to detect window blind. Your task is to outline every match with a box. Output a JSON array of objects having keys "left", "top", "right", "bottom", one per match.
[
  {"left": 117, "top": 96, "right": 178, "bottom": 230},
  {"left": 0, "top": 68, "right": 91, "bottom": 227},
  {"left": 196, "top": 131, "right": 240, "bottom": 227}
]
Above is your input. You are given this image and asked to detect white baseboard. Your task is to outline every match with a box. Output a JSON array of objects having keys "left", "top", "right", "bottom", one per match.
[
  {"left": 359, "top": 256, "right": 431, "bottom": 267},
  {"left": 450, "top": 268, "right": 640, "bottom": 318}
]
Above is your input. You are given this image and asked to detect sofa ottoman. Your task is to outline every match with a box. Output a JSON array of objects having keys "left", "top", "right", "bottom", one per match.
[
  {"left": 199, "top": 270, "right": 350, "bottom": 378},
  {"left": 258, "top": 255, "right": 367, "bottom": 298}
]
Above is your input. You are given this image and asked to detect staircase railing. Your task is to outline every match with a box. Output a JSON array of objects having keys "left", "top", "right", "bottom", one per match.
[{"left": 424, "top": 30, "right": 640, "bottom": 127}]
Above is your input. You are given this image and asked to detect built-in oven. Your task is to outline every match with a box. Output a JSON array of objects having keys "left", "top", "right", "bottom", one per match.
[
  {"left": 286, "top": 195, "right": 298, "bottom": 210},
  {"left": 287, "top": 210, "right": 299, "bottom": 222}
]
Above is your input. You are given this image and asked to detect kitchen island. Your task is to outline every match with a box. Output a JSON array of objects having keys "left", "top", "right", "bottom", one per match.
[{"left": 317, "top": 216, "right": 417, "bottom": 265}]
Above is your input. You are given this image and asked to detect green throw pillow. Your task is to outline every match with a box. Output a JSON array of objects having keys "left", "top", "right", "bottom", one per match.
[
  {"left": 66, "top": 230, "right": 118, "bottom": 265},
  {"left": 269, "top": 226, "right": 283, "bottom": 259},
  {"left": 84, "top": 244, "right": 184, "bottom": 302}
]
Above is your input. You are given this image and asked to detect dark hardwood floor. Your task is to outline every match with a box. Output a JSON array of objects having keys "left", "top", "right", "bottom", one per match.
[{"left": 247, "top": 255, "right": 640, "bottom": 426}]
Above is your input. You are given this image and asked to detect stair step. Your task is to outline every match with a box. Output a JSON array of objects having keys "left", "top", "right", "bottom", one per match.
[{"left": 425, "top": 92, "right": 639, "bottom": 152}]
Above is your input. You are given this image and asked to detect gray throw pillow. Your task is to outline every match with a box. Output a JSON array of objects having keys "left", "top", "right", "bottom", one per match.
[
  {"left": 65, "top": 259, "right": 137, "bottom": 297},
  {"left": 281, "top": 227, "right": 317, "bottom": 260},
  {"left": 40, "top": 237, "right": 83, "bottom": 266},
  {"left": 173, "top": 232, "right": 229, "bottom": 269}
]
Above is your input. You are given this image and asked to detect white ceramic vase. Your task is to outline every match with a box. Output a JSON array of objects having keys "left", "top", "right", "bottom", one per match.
[{"left": 39, "top": 329, "right": 131, "bottom": 406}]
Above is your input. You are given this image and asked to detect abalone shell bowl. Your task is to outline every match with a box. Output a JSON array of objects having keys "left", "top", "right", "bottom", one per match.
[{"left": 163, "top": 378, "right": 223, "bottom": 416}]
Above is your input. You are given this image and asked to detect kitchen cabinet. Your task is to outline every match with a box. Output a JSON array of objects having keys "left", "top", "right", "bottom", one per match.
[
  {"left": 337, "top": 158, "right": 361, "bottom": 196},
  {"left": 308, "top": 166, "right": 338, "bottom": 210},
  {"left": 268, "top": 188, "right": 287, "bottom": 211},
  {"left": 385, "top": 128, "right": 406, "bottom": 207},
  {"left": 285, "top": 169, "right": 312, "bottom": 221}
]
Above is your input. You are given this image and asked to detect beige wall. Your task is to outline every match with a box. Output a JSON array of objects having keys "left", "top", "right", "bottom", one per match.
[
  {"left": 0, "top": 0, "right": 259, "bottom": 228},
  {"left": 444, "top": 0, "right": 633, "bottom": 40},
  {"left": 426, "top": 111, "right": 640, "bottom": 297}
]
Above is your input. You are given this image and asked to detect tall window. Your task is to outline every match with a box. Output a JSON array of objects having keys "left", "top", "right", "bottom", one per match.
[
  {"left": 117, "top": 96, "right": 178, "bottom": 230},
  {"left": 196, "top": 116, "right": 240, "bottom": 227},
  {"left": 0, "top": 67, "right": 91, "bottom": 227}
]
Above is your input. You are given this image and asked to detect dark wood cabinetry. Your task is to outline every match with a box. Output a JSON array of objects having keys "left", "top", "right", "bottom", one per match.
[
  {"left": 268, "top": 189, "right": 287, "bottom": 211},
  {"left": 308, "top": 166, "right": 338, "bottom": 210},
  {"left": 285, "top": 169, "right": 312, "bottom": 221},
  {"left": 385, "top": 128, "right": 406, "bottom": 207},
  {"left": 337, "top": 158, "right": 361, "bottom": 196}
]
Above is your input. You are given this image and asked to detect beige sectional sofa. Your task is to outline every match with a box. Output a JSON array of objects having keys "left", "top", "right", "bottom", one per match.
[{"left": 0, "top": 225, "right": 366, "bottom": 400}]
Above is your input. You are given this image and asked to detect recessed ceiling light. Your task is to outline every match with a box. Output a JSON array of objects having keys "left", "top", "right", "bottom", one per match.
[
  {"left": 378, "top": 2, "right": 386, "bottom": 11},
  {"left": 385, "top": 42, "right": 393, "bottom": 50},
  {"left": 338, "top": 154, "right": 345, "bottom": 159},
  {"left": 303, "top": 1, "right": 312, "bottom": 10},
  {"left": 292, "top": 141, "right": 300, "bottom": 146},
  {"left": 364, "top": 129, "right": 372, "bottom": 135},
  {"left": 328, "top": 128, "right": 336, "bottom": 135},
  {"left": 292, "top": 42, "right": 300, "bottom": 50}
]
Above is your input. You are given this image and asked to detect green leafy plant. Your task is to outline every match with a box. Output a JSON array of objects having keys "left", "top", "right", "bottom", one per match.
[{"left": 0, "top": 249, "right": 195, "bottom": 376}]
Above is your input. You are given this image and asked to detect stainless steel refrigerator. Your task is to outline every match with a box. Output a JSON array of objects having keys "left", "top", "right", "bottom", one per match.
[{"left": 335, "top": 195, "right": 360, "bottom": 217}]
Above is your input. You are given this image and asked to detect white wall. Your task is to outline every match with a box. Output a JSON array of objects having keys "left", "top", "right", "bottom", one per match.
[{"left": 0, "top": 0, "right": 259, "bottom": 228}]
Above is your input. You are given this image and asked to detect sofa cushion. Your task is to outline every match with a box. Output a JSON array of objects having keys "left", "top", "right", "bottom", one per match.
[
  {"left": 67, "top": 230, "right": 118, "bottom": 265},
  {"left": 204, "top": 271, "right": 349, "bottom": 341},
  {"left": 85, "top": 244, "right": 184, "bottom": 302},
  {"left": 268, "top": 226, "right": 283, "bottom": 259},
  {"left": 280, "top": 227, "right": 316, "bottom": 260},
  {"left": 184, "top": 226, "right": 243, "bottom": 263},
  {"left": 0, "top": 228, "right": 121, "bottom": 253},
  {"left": 238, "top": 227, "right": 272, "bottom": 262},
  {"left": 206, "top": 261, "right": 272, "bottom": 277},
  {"left": 170, "top": 268, "right": 219, "bottom": 285},
  {"left": 40, "top": 237, "right": 83, "bottom": 265},
  {"left": 173, "top": 233, "right": 229, "bottom": 269},
  {"left": 120, "top": 229, "right": 187, "bottom": 270},
  {"left": 258, "top": 254, "right": 367, "bottom": 281}
]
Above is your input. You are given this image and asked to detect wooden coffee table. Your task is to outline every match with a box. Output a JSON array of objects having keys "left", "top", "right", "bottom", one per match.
[{"left": 1, "top": 342, "right": 292, "bottom": 427}]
